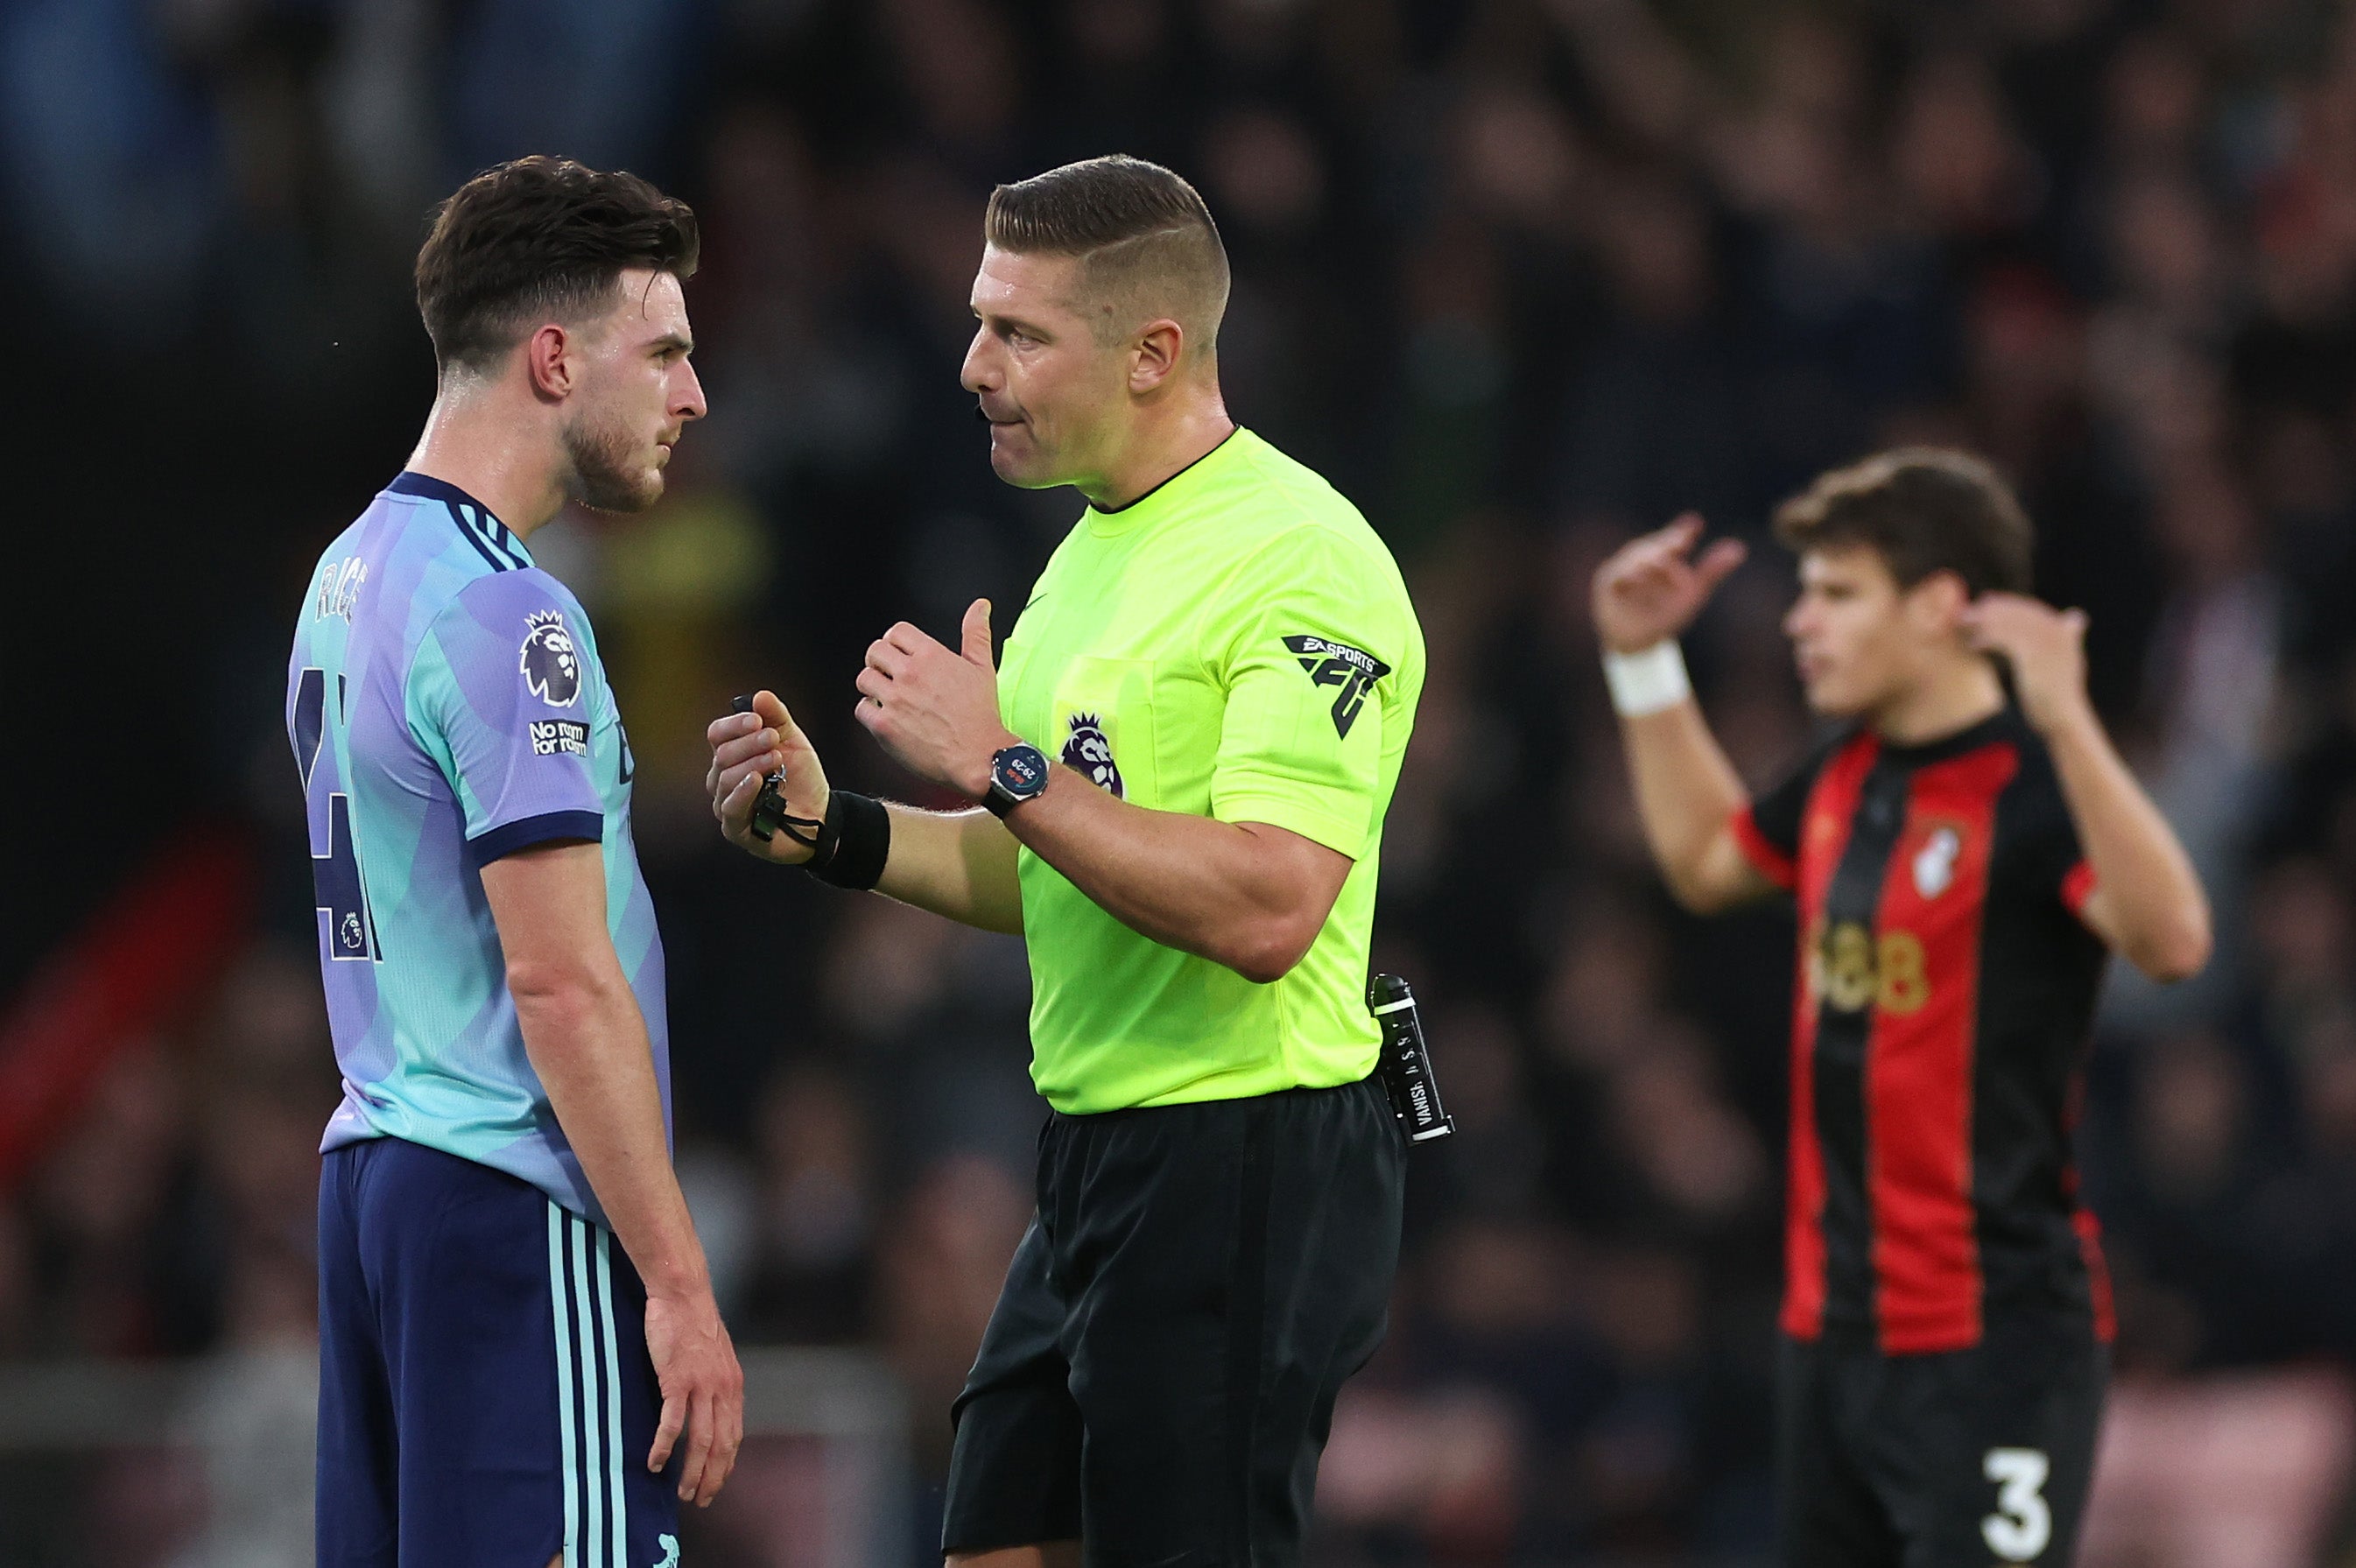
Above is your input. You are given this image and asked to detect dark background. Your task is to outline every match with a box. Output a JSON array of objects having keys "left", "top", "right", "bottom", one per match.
[{"left": 1, "top": 0, "right": 2353, "bottom": 1561}]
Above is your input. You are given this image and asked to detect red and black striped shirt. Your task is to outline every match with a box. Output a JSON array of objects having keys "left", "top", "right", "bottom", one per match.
[{"left": 1733, "top": 708, "right": 2117, "bottom": 1354}]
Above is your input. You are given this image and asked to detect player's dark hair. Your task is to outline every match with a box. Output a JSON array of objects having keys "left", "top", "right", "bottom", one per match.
[
  {"left": 984, "top": 155, "right": 1230, "bottom": 349},
  {"left": 1773, "top": 448, "right": 2035, "bottom": 596},
  {"left": 415, "top": 156, "right": 699, "bottom": 374}
]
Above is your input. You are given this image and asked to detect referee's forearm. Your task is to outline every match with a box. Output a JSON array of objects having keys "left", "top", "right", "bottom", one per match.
[
  {"left": 873, "top": 803, "right": 1024, "bottom": 933},
  {"left": 1003, "top": 766, "right": 1339, "bottom": 983},
  {"left": 517, "top": 983, "right": 710, "bottom": 1301}
]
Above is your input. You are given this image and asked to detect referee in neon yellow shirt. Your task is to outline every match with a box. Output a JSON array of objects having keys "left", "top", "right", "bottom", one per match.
[{"left": 706, "top": 156, "right": 1424, "bottom": 1568}]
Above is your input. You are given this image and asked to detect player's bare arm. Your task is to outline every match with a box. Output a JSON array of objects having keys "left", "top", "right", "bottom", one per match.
[
  {"left": 1592, "top": 514, "right": 1776, "bottom": 913},
  {"left": 706, "top": 693, "right": 1025, "bottom": 934},
  {"left": 1962, "top": 594, "right": 2213, "bottom": 981},
  {"left": 852, "top": 598, "right": 1353, "bottom": 984},
  {"left": 481, "top": 842, "right": 744, "bottom": 1506}
]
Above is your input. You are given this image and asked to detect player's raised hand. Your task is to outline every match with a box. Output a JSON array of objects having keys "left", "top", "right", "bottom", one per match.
[
  {"left": 643, "top": 1286, "right": 743, "bottom": 1507},
  {"left": 1592, "top": 513, "right": 1747, "bottom": 653},
  {"left": 1962, "top": 593, "right": 2093, "bottom": 736},
  {"left": 707, "top": 690, "right": 832, "bottom": 863}
]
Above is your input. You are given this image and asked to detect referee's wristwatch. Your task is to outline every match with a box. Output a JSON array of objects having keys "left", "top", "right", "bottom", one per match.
[{"left": 983, "top": 742, "right": 1051, "bottom": 818}]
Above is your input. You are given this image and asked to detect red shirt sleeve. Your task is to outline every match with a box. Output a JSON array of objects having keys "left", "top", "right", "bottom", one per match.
[
  {"left": 2061, "top": 859, "right": 2096, "bottom": 919},
  {"left": 1731, "top": 805, "right": 1799, "bottom": 892}
]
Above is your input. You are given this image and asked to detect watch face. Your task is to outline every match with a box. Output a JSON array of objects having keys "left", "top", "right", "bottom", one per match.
[{"left": 995, "top": 745, "right": 1048, "bottom": 796}]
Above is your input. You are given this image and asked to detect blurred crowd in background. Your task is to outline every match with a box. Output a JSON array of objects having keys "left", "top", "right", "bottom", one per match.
[{"left": 4, "top": 0, "right": 2356, "bottom": 1562}]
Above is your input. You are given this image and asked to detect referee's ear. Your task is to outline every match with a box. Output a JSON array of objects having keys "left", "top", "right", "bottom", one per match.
[{"left": 961, "top": 599, "right": 995, "bottom": 667}]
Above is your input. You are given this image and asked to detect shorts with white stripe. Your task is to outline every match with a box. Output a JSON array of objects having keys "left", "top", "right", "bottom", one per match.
[{"left": 318, "top": 1136, "right": 682, "bottom": 1568}]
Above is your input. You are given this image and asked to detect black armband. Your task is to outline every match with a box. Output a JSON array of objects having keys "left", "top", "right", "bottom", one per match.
[{"left": 803, "top": 791, "right": 891, "bottom": 891}]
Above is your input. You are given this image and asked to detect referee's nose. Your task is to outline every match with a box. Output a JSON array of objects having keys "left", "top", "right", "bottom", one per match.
[{"left": 961, "top": 325, "right": 1000, "bottom": 398}]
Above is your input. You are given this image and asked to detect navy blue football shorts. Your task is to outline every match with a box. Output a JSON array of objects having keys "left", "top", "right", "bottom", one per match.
[{"left": 317, "top": 1136, "right": 681, "bottom": 1568}]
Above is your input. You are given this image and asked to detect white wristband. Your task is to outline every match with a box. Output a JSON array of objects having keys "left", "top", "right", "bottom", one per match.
[{"left": 1602, "top": 640, "right": 1692, "bottom": 717}]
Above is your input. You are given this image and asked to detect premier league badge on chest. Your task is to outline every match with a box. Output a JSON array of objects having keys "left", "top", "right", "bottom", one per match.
[
  {"left": 519, "top": 610, "right": 582, "bottom": 707},
  {"left": 1062, "top": 712, "right": 1124, "bottom": 798}
]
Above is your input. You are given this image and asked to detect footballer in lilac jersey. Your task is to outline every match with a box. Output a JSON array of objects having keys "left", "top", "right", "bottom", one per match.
[
  {"left": 294, "top": 472, "right": 665, "bottom": 1218},
  {"left": 292, "top": 158, "right": 740, "bottom": 1568}
]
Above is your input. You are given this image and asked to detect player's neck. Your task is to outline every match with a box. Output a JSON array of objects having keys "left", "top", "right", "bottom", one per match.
[
  {"left": 1869, "top": 656, "right": 2007, "bottom": 749},
  {"left": 1080, "top": 384, "right": 1235, "bottom": 511},
  {"left": 406, "top": 386, "right": 570, "bottom": 538}
]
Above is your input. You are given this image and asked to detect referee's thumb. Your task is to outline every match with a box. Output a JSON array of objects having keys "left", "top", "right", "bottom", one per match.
[{"left": 962, "top": 599, "right": 995, "bottom": 666}]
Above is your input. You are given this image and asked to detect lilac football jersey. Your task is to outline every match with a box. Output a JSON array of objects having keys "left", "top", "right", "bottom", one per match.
[{"left": 287, "top": 472, "right": 667, "bottom": 1224}]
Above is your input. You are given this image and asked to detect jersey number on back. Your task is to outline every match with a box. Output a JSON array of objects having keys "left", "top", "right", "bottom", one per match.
[{"left": 294, "top": 667, "right": 380, "bottom": 962}]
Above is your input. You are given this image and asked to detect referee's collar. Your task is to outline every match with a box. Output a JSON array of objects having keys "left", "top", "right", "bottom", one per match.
[{"left": 1086, "top": 427, "right": 1244, "bottom": 527}]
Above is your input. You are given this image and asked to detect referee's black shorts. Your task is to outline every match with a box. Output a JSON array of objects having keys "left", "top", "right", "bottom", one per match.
[{"left": 942, "top": 1072, "right": 1404, "bottom": 1565}]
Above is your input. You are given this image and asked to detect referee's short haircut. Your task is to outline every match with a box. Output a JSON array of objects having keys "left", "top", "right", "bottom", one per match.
[
  {"left": 1774, "top": 448, "right": 2035, "bottom": 597},
  {"left": 984, "top": 156, "right": 1230, "bottom": 353},
  {"left": 415, "top": 156, "right": 700, "bottom": 375}
]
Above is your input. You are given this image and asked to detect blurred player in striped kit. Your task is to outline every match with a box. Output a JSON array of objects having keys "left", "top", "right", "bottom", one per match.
[{"left": 1595, "top": 450, "right": 2212, "bottom": 1567}]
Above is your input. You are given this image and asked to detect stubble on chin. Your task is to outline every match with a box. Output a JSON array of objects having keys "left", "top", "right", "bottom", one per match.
[{"left": 561, "top": 411, "right": 663, "bottom": 513}]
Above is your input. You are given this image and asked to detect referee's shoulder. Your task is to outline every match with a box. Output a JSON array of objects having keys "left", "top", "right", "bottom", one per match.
[{"left": 1225, "top": 437, "right": 1402, "bottom": 582}]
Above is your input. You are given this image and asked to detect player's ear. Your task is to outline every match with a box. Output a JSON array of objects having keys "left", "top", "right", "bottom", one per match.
[
  {"left": 1129, "top": 319, "right": 1184, "bottom": 394},
  {"left": 524, "top": 323, "right": 573, "bottom": 402},
  {"left": 1909, "top": 570, "right": 1972, "bottom": 637}
]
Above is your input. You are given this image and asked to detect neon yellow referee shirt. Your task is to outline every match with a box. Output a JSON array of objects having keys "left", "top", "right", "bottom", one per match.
[{"left": 998, "top": 427, "right": 1425, "bottom": 1114}]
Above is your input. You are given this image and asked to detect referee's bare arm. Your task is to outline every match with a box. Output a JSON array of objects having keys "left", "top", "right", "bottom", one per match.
[
  {"left": 1593, "top": 515, "right": 1777, "bottom": 914},
  {"left": 864, "top": 599, "right": 1351, "bottom": 982},
  {"left": 709, "top": 604, "right": 1349, "bottom": 983},
  {"left": 707, "top": 691, "right": 1027, "bottom": 936},
  {"left": 480, "top": 844, "right": 744, "bottom": 1506},
  {"left": 984, "top": 764, "right": 1347, "bottom": 985}
]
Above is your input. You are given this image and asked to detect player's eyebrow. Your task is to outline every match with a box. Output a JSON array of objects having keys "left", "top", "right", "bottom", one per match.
[{"left": 648, "top": 330, "right": 693, "bottom": 356}]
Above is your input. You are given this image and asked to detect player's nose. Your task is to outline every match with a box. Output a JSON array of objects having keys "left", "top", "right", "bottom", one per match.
[{"left": 674, "top": 360, "right": 708, "bottom": 422}]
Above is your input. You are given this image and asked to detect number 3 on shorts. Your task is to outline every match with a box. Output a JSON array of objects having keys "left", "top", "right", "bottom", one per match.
[{"left": 1981, "top": 1447, "right": 2052, "bottom": 1561}]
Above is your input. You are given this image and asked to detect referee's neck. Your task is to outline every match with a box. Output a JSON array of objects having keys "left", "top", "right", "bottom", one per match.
[{"left": 1080, "top": 397, "right": 1237, "bottom": 513}]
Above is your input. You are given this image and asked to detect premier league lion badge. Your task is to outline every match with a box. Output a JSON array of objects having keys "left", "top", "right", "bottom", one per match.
[
  {"left": 519, "top": 610, "right": 582, "bottom": 707},
  {"left": 1062, "top": 712, "right": 1123, "bottom": 798}
]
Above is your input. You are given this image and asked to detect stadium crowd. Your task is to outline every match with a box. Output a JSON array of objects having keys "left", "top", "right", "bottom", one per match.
[{"left": 2, "top": 0, "right": 2354, "bottom": 1561}]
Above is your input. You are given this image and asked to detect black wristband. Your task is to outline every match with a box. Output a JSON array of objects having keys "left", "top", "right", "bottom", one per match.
[{"left": 802, "top": 791, "right": 890, "bottom": 891}]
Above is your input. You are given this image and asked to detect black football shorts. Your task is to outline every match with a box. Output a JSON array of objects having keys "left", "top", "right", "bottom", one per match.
[
  {"left": 942, "top": 1074, "right": 1404, "bottom": 1566},
  {"left": 1777, "top": 1317, "right": 2108, "bottom": 1568}
]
